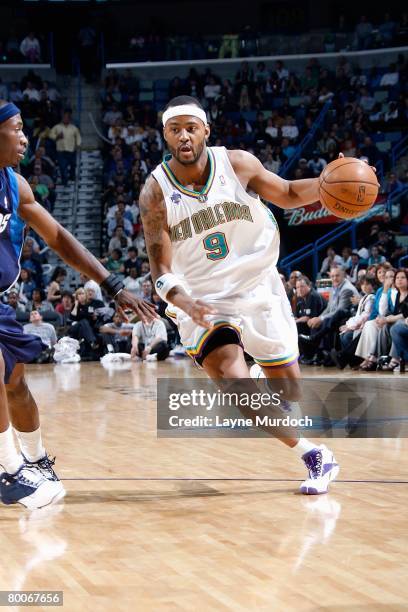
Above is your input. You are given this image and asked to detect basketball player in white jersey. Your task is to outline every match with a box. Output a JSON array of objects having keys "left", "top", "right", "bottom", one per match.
[{"left": 140, "top": 96, "right": 339, "bottom": 494}]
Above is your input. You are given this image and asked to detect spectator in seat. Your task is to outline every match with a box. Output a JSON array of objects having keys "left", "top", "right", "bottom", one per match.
[
  {"left": 123, "top": 266, "right": 141, "bottom": 296},
  {"left": 355, "top": 268, "right": 396, "bottom": 370},
  {"left": 8, "top": 82, "right": 23, "bottom": 104},
  {"left": 319, "top": 246, "right": 344, "bottom": 277},
  {"left": 330, "top": 274, "right": 377, "bottom": 369},
  {"left": 372, "top": 269, "right": 408, "bottom": 370},
  {"left": 295, "top": 276, "right": 326, "bottom": 362},
  {"left": 367, "top": 245, "right": 386, "bottom": 266},
  {"left": 299, "top": 267, "right": 359, "bottom": 362},
  {"left": 123, "top": 246, "right": 143, "bottom": 277},
  {"left": 100, "top": 312, "right": 133, "bottom": 354},
  {"left": 355, "top": 16, "right": 373, "bottom": 49},
  {"left": 107, "top": 210, "right": 133, "bottom": 238},
  {"left": 55, "top": 291, "right": 75, "bottom": 327},
  {"left": 378, "top": 13, "right": 397, "bottom": 46},
  {"left": 17, "top": 268, "right": 36, "bottom": 304},
  {"left": 24, "top": 309, "right": 57, "bottom": 348},
  {"left": 307, "top": 151, "right": 327, "bottom": 177},
  {"left": 137, "top": 279, "right": 154, "bottom": 304},
  {"left": 131, "top": 318, "right": 169, "bottom": 362},
  {"left": 27, "top": 289, "right": 54, "bottom": 317},
  {"left": 79, "top": 274, "right": 103, "bottom": 302},
  {"left": 46, "top": 266, "right": 67, "bottom": 305},
  {"left": 49, "top": 111, "right": 82, "bottom": 185},
  {"left": 68, "top": 287, "right": 104, "bottom": 359},
  {"left": 103, "top": 248, "right": 125, "bottom": 275},
  {"left": 3, "top": 290, "right": 27, "bottom": 317},
  {"left": 20, "top": 32, "right": 41, "bottom": 63},
  {"left": 347, "top": 251, "right": 365, "bottom": 285},
  {"left": 389, "top": 317, "right": 408, "bottom": 370},
  {"left": 108, "top": 226, "right": 132, "bottom": 252},
  {"left": 285, "top": 270, "right": 302, "bottom": 308},
  {"left": 22, "top": 81, "right": 40, "bottom": 102}
]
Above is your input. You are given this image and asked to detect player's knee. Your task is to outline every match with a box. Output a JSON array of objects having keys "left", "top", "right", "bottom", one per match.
[
  {"left": 6, "top": 372, "right": 28, "bottom": 398},
  {"left": 278, "top": 378, "right": 302, "bottom": 402}
]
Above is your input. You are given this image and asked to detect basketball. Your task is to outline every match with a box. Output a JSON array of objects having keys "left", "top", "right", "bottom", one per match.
[{"left": 319, "top": 157, "right": 379, "bottom": 220}]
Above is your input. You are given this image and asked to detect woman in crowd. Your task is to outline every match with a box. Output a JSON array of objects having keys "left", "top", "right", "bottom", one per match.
[
  {"left": 380, "top": 269, "right": 408, "bottom": 370},
  {"left": 17, "top": 268, "right": 36, "bottom": 303},
  {"left": 46, "top": 266, "right": 67, "bottom": 304},
  {"left": 28, "top": 288, "right": 55, "bottom": 315},
  {"left": 356, "top": 268, "right": 396, "bottom": 370},
  {"left": 330, "top": 274, "right": 377, "bottom": 369},
  {"left": 68, "top": 287, "right": 104, "bottom": 359}
]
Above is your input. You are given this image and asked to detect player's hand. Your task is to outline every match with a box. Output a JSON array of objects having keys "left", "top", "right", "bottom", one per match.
[
  {"left": 115, "top": 289, "right": 159, "bottom": 323},
  {"left": 187, "top": 300, "right": 217, "bottom": 328}
]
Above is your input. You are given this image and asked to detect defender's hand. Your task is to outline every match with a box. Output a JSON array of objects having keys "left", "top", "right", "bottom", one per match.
[{"left": 115, "top": 289, "right": 158, "bottom": 323}]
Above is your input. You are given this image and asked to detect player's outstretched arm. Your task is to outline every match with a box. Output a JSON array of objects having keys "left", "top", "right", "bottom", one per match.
[
  {"left": 16, "top": 174, "right": 156, "bottom": 323},
  {"left": 228, "top": 149, "right": 320, "bottom": 209},
  {"left": 140, "top": 175, "right": 216, "bottom": 328}
]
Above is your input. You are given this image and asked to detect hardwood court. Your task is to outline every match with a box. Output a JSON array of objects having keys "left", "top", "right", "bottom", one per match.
[{"left": 0, "top": 360, "right": 407, "bottom": 611}]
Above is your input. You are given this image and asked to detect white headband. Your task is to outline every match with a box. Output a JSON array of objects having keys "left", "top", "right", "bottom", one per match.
[{"left": 162, "top": 104, "right": 208, "bottom": 127}]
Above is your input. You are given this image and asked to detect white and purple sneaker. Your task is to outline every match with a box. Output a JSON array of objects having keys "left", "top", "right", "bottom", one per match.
[{"left": 300, "top": 445, "right": 339, "bottom": 495}]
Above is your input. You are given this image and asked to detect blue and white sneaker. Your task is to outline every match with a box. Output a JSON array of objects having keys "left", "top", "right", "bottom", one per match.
[
  {"left": 23, "top": 454, "right": 61, "bottom": 482},
  {"left": 0, "top": 465, "right": 65, "bottom": 510},
  {"left": 300, "top": 445, "right": 339, "bottom": 495}
]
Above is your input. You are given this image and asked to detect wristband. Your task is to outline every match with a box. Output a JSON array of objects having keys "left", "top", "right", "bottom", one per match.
[
  {"left": 155, "top": 273, "right": 184, "bottom": 301},
  {"left": 100, "top": 273, "right": 125, "bottom": 298}
]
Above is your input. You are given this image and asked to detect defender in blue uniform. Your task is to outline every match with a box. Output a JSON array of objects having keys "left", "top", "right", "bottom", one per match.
[
  {"left": 0, "top": 101, "right": 156, "bottom": 510},
  {"left": 0, "top": 165, "right": 46, "bottom": 379}
]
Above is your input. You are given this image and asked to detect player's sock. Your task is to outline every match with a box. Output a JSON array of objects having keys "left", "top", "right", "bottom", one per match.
[
  {"left": 293, "top": 438, "right": 317, "bottom": 457},
  {"left": 14, "top": 427, "right": 46, "bottom": 463},
  {"left": 0, "top": 425, "right": 24, "bottom": 474}
]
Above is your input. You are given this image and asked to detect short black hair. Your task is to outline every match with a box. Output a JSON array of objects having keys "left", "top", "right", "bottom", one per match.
[{"left": 164, "top": 96, "right": 203, "bottom": 112}]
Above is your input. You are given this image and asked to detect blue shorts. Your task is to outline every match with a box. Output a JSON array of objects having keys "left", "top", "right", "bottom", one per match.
[{"left": 0, "top": 303, "right": 45, "bottom": 383}]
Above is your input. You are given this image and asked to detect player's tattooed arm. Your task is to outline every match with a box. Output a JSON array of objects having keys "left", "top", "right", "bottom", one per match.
[
  {"left": 140, "top": 176, "right": 216, "bottom": 327},
  {"left": 139, "top": 175, "right": 172, "bottom": 280},
  {"left": 228, "top": 149, "right": 320, "bottom": 209}
]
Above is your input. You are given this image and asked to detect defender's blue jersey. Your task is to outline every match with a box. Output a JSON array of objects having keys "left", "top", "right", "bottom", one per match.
[{"left": 0, "top": 167, "right": 25, "bottom": 294}]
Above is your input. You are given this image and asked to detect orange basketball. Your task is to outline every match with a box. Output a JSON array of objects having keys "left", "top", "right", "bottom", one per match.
[{"left": 319, "top": 157, "right": 379, "bottom": 220}]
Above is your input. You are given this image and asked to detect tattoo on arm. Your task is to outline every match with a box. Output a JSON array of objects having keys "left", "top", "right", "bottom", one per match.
[{"left": 139, "top": 176, "right": 171, "bottom": 277}]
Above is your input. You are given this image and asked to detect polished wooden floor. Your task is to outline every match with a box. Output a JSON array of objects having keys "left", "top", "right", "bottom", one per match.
[{"left": 1, "top": 360, "right": 407, "bottom": 611}]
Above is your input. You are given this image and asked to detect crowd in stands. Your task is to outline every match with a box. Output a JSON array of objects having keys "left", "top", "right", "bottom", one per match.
[
  {"left": 1, "top": 39, "right": 407, "bottom": 369},
  {"left": 0, "top": 32, "right": 45, "bottom": 64},
  {"left": 283, "top": 222, "right": 408, "bottom": 370},
  {"left": 100, "top": 51, "right": 408, "bottom": 265},
  {"left": 121, "top": 13, "right": 408, "bottom": 62}
]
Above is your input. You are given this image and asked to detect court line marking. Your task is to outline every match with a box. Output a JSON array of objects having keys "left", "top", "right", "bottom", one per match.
[{"left": 61, "top": 477, "right": 408, "bottom": 483}]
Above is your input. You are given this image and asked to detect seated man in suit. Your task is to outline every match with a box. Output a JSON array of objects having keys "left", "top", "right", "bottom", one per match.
[
  {"left": 295, "top": 276, "right": 326, "bottom": 361},
  {"left": 299, "top": 267, "right": 359, "bottom": 364}
]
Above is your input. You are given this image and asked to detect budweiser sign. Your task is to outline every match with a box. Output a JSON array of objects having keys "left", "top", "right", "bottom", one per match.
[
  {"left": 283, "top": 201, "right": 386, "bottom": 227},
  {"left": 284, "top": 204, "right": 337, "bottom": 226}
]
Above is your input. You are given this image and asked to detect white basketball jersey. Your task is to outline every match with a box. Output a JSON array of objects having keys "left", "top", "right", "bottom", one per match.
[{"left": 151, "top": 146, "right": 280, "bottom": 301}]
